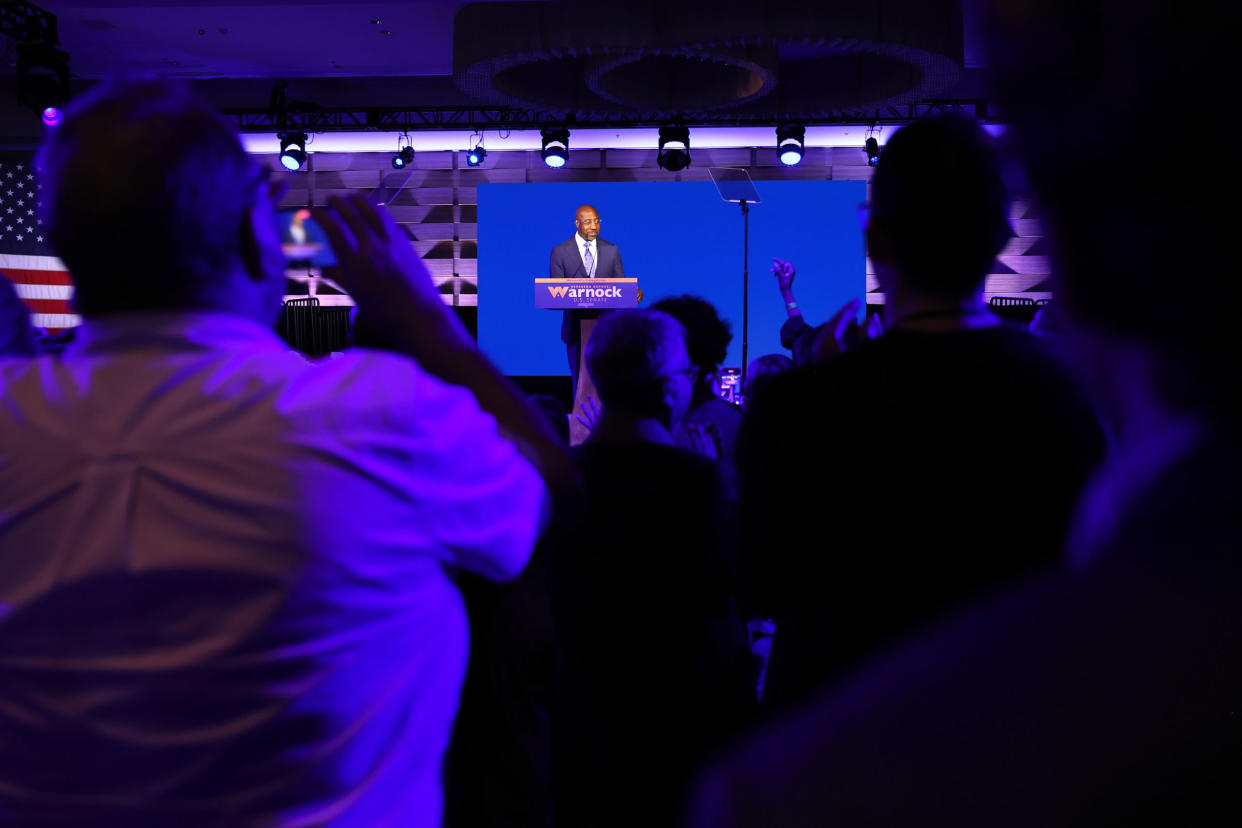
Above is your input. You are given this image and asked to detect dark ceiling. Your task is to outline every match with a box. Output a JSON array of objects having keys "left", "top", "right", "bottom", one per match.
[{"left": 3, "top": 1, "right": 991, "bottom": 137}]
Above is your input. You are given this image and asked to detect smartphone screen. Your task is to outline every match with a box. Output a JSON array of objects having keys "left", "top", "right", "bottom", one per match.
[{"left": 277, "top": 207, "right": 337, "bottom": 267}]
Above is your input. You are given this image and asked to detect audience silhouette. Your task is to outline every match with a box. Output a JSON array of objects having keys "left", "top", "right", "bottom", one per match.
[
  {"left": 0, "top": 79, "right": 569, "bottom": 827},
  {"left": 740, "top": 114, "right": 1105, "bottom": 712},
  {"left": 547, "top": 309, "right": 754, "bottom": 827},
  {"left": 3, "top": 9, "right": 1234, "bottom": 821},
  {"left": 652, "top": 295, "right": 744, "bottom": 468},
  {"left": 688, "top": 4, "right": 1241, "bottom": 825}
]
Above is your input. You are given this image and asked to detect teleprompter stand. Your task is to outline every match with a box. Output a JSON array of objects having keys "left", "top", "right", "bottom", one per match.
[{"left": 708, "top": 168, "right": 761, "bottom": 392}]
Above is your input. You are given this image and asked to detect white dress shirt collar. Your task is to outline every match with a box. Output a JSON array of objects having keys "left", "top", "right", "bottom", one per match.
[{"left": 575, "top": 234, "right": 598, "bottom": 275}]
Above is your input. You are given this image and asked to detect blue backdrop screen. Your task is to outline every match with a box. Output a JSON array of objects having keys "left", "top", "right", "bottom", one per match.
[{"left": 477, "top": 180, "right": 867, "bottom": 376}]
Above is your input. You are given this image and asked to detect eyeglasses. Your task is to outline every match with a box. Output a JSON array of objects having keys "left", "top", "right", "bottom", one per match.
[{"left": 667, "top": 366, "right": 699, "bottom": 380}]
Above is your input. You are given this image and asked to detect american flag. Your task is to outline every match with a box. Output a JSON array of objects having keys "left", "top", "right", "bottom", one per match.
[{"left": 0, "top": 153, "right": 78, "bottom": 332}]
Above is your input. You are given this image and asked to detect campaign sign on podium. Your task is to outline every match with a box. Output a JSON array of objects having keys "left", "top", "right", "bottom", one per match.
[{"left": 535, "top": 278, "right": 639, "bottom": 309}]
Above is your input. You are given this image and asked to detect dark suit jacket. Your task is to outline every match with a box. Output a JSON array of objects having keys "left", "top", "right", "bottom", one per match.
[{"left": 549, "top": 236, "right": 626, "bottom": 345}]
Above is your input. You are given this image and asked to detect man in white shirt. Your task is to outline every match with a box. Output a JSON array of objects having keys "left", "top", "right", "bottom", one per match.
[{"left": 0, "top": 79, "right": 571, "bottom": 827}]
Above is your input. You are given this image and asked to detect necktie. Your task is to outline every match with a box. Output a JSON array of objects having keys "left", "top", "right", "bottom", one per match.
[{"left": 584, "top": 242, "right": 595, "bottom": 278}]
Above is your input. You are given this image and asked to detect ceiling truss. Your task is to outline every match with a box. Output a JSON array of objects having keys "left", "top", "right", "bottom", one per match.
[{"left": 225, "top": 99, "right": 998, "bottom": 133}]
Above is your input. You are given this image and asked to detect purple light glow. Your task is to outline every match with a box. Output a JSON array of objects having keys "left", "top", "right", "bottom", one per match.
[{"left": 42, "top": 107, "right": 63, "bottom": 126}]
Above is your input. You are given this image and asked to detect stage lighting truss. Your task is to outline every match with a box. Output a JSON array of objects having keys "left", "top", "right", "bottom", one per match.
[
  {"left": 777, "top": 124, "right": 805, "bottom": 166},
  {"left": 279, "top": 131, "right": 309, "bottom": 171},
  {"left": 392, "top": 135, "right": 414, "bottom": 169},
  {"left": 865, "top": 128, "right": 881, "bottom": 166},
  {"left": 657, "top": 125, "right": 691, "bottom": 171},
  {"left": 541, "top": 127, "right": 569, "bottom": 168},
  {"left": 466, "top": 132, "right": 487, "bottom": 166}
]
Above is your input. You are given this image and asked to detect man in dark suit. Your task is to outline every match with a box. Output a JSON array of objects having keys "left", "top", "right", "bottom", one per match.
[{"left": 549, "top": 204, "right": 626, "bottom": 390}]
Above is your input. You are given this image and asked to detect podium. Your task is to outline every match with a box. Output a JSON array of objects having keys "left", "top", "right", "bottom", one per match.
[
  {"left": 537, "top": 277, "right": 640, "bottom": 445},
  {"left": 535, "top": 278, "right": 639, "bottom": 309}
]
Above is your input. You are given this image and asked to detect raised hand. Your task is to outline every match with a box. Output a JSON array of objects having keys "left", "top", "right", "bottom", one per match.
[{"left": 771, "top": 257, "right": 796, "bottom": 292}]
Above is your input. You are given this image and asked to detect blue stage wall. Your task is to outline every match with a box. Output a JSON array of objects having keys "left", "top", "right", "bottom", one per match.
[{"left": 478, "top": 180, "right": 867, "bottom": 376}]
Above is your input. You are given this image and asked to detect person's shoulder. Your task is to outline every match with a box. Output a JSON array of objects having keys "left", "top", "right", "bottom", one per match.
[
  {"left": 693, "top": 394, "right": 743, "bottom": 425},
  {"left": 959, "top": 325, "right": 1086, "bottom": 389},
  {"left": 273, "top": 348, "right": 483, "bottom": 427},
  {"left": 970, "top": 322, "right": 1057, "bottom": 353},
  {"left": 762, "top": 354, "right": 860, "bottom": 399},
  {"left": 848, "top": 324, "right": 1062, "bottom": 377},
  {"left": 315, "top": 346, "right": 437, "bottom": 392},
  {"left": 997, "top": 328, "right": 1080, "bottom": 377},
  {"left": 741, "top": 357, "right": 876, "bottom": 445},
  {"left": 744, "top": 363, "right": 818, "bottom": 414},
  {"left": 911, "top": 323, "right": 1057, "bottom": 362}
]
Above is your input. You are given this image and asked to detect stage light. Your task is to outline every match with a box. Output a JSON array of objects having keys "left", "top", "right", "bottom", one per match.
[
  {"left": 658, "top": 126, "right": 691, "bottom": 171},
  {"left": 541, "top": 127, "right": 569, "bottom": 168},
  {"left": 279, "top": 131, "right": 308, "bottom": 171},
  {"left": 466, "top": 135, "right": 487, "bottom": 167},
  {"left": 16, "top": 41, "right": 70, "bottom": 121},
  {"left": 777, "top": 125, "right": 805, "bottom": 166},
  {"left": 865, "top": 136, "right": 880, "bottom": 166},
  {"left": 392, "top": 145, "right": 414, "bottom": 169}
]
